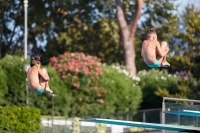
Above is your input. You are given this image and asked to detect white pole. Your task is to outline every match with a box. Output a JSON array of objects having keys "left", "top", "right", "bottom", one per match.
[
  {"left": 24, "top": 0, "right": 28, "bottom": 59},
  {"left": 24, "top": 64, "right": 30, "bottom": 106}
]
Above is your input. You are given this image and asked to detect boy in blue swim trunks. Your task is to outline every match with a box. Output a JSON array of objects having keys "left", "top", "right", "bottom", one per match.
[
  {"left": 141, "top": 29, "right": 170, "bottom": 68},
  {"left": 27, "top": 55, "right": 53, "bottom": 95}
]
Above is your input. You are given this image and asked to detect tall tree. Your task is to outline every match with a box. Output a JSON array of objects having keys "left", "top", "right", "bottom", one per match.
[
  {"left": 0, "top": 0, "right": 180, "bottom": 72},
  {"left": 0, "top": 0, "right": 25, "bottom": 58},
  {"left": 115, "top": 0, "right": 144, "bottom": 76},
  {"left": 42, "top": 0, "right": 124, "bottom": 65},
  {"left": 169, "top": 5, "right": 200, "bottom": 79}
]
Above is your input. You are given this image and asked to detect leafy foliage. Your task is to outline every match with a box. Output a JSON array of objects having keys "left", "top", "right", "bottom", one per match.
[
  {"left": 0, "top": 55, "right": 27, "bottom": 106},
  {"left": 0, "top": 55, "right": 142, "bottom": 117},
  {"left": 137, "top": 69, "right": 178, "bottom": 109},
  {"left": 0, "top": 0, "right": 25, "bottom": 58},
  {"left": 0, "top": 0, "right": 180, "bottom": 68},
  {"left": 138, "top": 69, "right": 200, "bottom": 109},
  {"left": 99, "top": 64, "right": 142, "bottom": 113},
  {"left": 43, "top": 18, "right": 123, "bottom": 65},
  {"left": 155, "top": 71, "right": 200, "bottom": 100},
  {"left": 2, "top": 0, "right": 200, "bottom": 81},
  {"left": 50, "top": 52, "right": 142, "bottom": 116},
  {"left": 45, "top": 66, "right": 72, "bottom": 116},
  {"left": 170, "top": 5, "right": 200, "bottom": 79},
  {"left": 0, "top": 106, "right": 40, "bottom": 133},
  {"left": 50, "top": 52, "right": 107, "bottom": 116},
  {"left": 0, "top": 66, "right": 7, "bottom": 105}
]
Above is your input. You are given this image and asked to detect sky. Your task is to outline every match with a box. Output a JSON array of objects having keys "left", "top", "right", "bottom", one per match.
[{"left": 176, "top": 0, "right": 200, "bottom": 12}]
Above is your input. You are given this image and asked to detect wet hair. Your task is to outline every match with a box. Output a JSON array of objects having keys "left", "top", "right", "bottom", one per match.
[
  {"left": 30, "top": 55, "right": 41, "bottom": 67},
  {"left": 146, "top": 29, "right": 157, "bottom": 39}
]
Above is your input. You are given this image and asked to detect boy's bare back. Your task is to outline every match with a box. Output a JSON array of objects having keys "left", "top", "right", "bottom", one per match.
[
  {"left": 142, "top": 39, "right": 158, "bottom": 65},
  {"left": 27, "top": 67, "right": 40, "bottom": 92}
]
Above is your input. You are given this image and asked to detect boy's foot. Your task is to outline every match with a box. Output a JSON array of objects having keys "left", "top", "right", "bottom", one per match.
[
  {"left": 161, "top": 62, "right": 170, "bottom": 68},
  {"left": 44, "top": 88, "right": 53, "bottom": 94}
]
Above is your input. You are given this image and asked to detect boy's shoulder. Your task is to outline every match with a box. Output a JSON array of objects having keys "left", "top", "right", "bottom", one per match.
[
  {"left": 28, "top": 66, "right": 39, "bottom": 72},
  {"left": 143, "top": 39, "right": 157, "bottom": 45},
  {"left": 150, "top": 40, "right": 159, "bottom": 46}
]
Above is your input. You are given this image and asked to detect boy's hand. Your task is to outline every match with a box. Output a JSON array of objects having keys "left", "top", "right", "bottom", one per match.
[{"left": 45, "top": 76, "right": 50, "bottom": 81}]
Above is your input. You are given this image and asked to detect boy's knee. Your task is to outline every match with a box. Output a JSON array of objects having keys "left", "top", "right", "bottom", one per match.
[
  {"left": 161, "top": 41, "right": 168, "bottom": 47},
  {"left": 41, "top": 68, "right": 47, "bottom": 74},
  {"left": 161, "top": 41, "right": 168, "bottom": 45}
]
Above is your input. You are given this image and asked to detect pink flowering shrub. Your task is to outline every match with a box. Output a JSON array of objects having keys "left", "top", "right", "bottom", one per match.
[{"left": 50, "top": 52, "right": 106, "bottom": 116}]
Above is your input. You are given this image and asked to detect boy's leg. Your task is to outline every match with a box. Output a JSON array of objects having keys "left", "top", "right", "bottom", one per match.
[
  {"left": 159, "top": 41, "right": 170, "bottom": 67},
  {"left": 39, "top": 68, "right": 53, "bottom": 94}
]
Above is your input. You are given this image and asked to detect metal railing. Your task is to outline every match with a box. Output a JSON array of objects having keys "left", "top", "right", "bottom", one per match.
[
  {"left": 40, "top": 108, "right": 162, "bottom": 133},
  {"left": 162, "top": 97, "right": 200, "bottom": 125}
]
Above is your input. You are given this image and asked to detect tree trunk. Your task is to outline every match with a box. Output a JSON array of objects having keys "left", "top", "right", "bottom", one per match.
[
  {"left": 0, "top": 4, "right": 6, "bottom": 58},
  {"left": 115, "top": 0, "right": 144, "bottom": 76},
  {"left": 0, "top": 19, "right": 4, "bottom": 58}
]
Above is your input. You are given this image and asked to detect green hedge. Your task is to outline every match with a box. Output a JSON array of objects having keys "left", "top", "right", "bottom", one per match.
[
  {"left": 0, "top": 55, "right": 27, "bottom": 106},
  {"left": 137, "top": 69, "right": 179, "bottom": 109},
  {"left": 0, "top": 106, "right": 40, "bottom": 133},
  {"left": 100, "top": 64, "right": 142, "bottom": 112},
  {"left": 5, "top": 55, "right": 195, "bottom": 117}
]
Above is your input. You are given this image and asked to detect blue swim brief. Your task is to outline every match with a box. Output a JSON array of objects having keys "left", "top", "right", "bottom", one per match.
[
  {"left": 34, "top": 85, "right": 44, "bottom": 94},
  {"left": 147, "top": 59, "right": 160, "bottom": 68}
]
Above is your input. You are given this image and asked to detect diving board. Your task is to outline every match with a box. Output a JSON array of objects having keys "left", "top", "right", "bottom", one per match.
[
  {"left": 164, "top": 110, "right": 200, "bottom": 117},
  {"left": 80, "top": 118, "right": 200, "bottom": 132}
]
